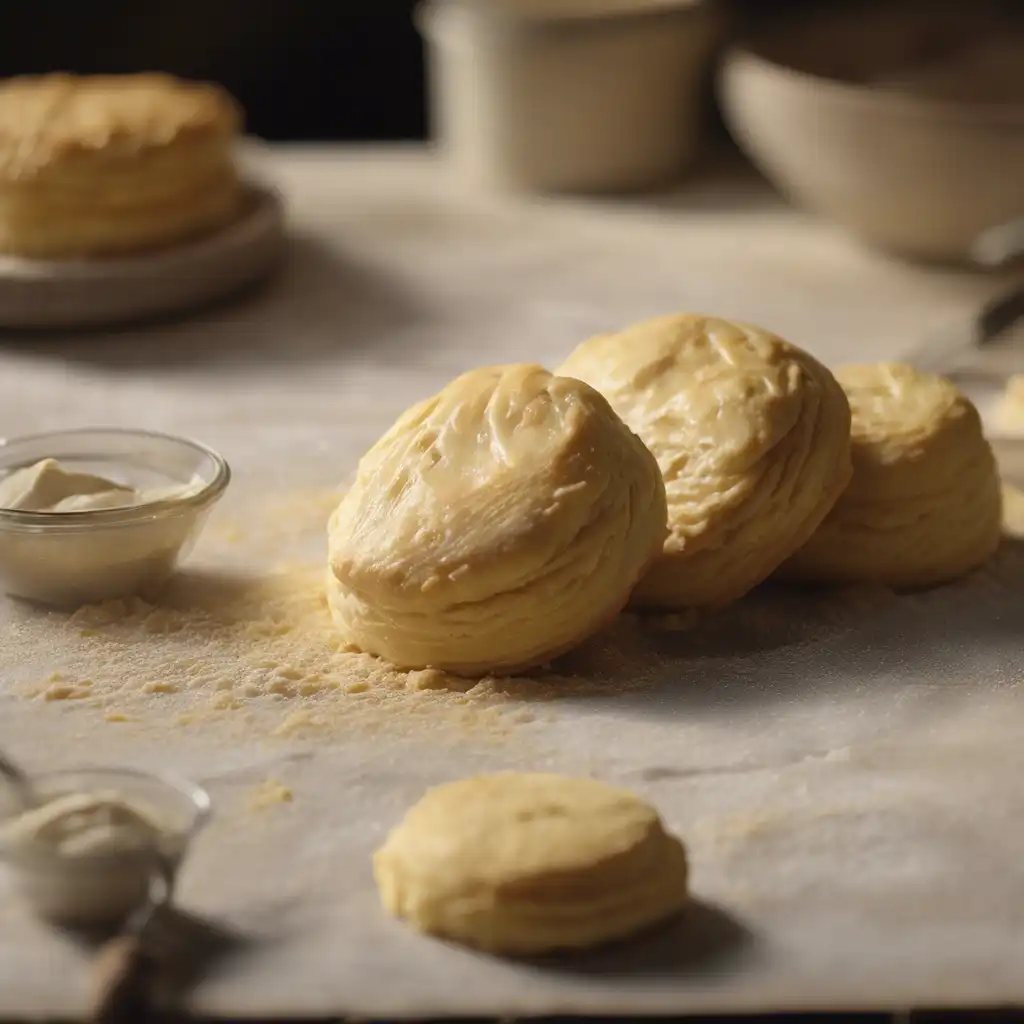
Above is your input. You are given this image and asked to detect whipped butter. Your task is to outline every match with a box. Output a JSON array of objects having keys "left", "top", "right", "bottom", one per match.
[
  {"left": 2, "top": 790, "right": 174, "bottom": 925},
  {"left": 0, "top": 458, "right": 200, "bottom": 513},
  {"left": 3, "top": 790, "right": 165, "bottom": 858},
  {"left": 0, "top": 458, "right": 207, "bottom": 607}
]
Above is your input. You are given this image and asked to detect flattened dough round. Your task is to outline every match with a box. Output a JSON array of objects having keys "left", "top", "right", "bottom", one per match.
[
  {"left": 558, "top": 314, "right": 852, "bottom": 610},
  {"left": 373, "top": 772, "right": 689, "bottom": 955},
  {"left": 784, "top": 363, "right": 1003, "bottom": 587},
  {"left": 327, "top": 364, "right": 667, "bottom": 675}
]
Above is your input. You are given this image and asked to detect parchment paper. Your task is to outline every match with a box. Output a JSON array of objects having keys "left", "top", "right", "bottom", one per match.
[{"left": 1, "top": 147, "right": 1023, "bottom": 1019}]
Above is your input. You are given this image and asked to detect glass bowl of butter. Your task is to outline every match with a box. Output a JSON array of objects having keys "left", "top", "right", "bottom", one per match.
[
  {"left": 0, "top": 427, "right": 230, "bottom": 608},
  {"left": 0, "top": 765, "right": 211, "bottom": 928}
]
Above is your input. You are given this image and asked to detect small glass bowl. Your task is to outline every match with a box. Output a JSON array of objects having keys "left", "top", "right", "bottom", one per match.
[
  {"left": 0, "top": 766, "right": 211, "bottom": 928},
  {"left": 0, "top": 427, "right": 230, "bottom": 608}
]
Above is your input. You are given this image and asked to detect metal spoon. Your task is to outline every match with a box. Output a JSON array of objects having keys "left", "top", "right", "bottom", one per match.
[{"left": 905, "top": 219, "right": 1024, "bottom": 376}]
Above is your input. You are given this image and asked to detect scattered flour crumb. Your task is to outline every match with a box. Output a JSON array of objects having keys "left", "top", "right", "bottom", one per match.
[
  {"left": 44, "top": 682, "right": 92, "bottom": 702},
  {"left": 5, "top": 561, "right": 592, "bottom": 743},
  {"left": 248, "top": 778, "right": 294, "bottom": 812},
  {"left": 4, "top": 480, "right": 1018, "bottom": 751}
]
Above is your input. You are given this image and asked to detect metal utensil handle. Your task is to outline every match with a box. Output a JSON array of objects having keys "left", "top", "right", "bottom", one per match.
[
  {"left": 125, "top": 848, "right": 177, "bottom": 936},
  {"left": 88, "top": 934, "right": 158, "bottom": 1024},
  {"left": 88, "top": 851, "right": 177, "bottom": 1023},
  {"left": 979, "top": 283, "right": 1024, "bottom": 344},
  {"left": 908, "top": 280, "right": 1024, "bottom": 376}
]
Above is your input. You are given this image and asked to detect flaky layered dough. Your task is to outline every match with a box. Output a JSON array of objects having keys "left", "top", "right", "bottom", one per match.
[
  {"left": 783, "top": 363, "right": 1003, "bottom": 588},
  {"left": 327, "top": 364, "right": 667, "bottom": 675},
  {"left": 558, "top": 314, "right": 852, "bottom": 610},
  {"left": 373, "top": 773, "right": 689, "bottom": 955},
  {"left": 0, "top": 73, "right": 243, "bottom": 257}
]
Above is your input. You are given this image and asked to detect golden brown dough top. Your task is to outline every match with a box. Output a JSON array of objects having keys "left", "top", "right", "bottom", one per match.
[
  {"left": 0, "top": 73, "right": 242, "bottom": 180},
  {"left": 329, "top": 362, "right": 655, "bottom": 603},
  {"left": 559, "top": 313, "right": 822, "bottom": 547},
  {"left": 835, "top": 363, "right": 978, "bottom": 467},
  {"left": 375, "top": 773, "right": 668, "bottom": 892}
]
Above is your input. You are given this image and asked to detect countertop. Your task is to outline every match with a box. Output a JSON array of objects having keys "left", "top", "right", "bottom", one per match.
[{"left": 0, "top": 145, "right": 1022, "bottom": 1020}]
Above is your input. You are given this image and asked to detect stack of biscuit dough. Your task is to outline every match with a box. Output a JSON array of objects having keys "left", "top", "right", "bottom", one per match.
[
  {"left": 332, "top": 319, "right": 1003, "bottom": 956},
  {"left": 0, "top": 73, "right": 243, "bottom": 258},
  {"left": 328, "top": 314, "right": 1004, "bottom": 680}
]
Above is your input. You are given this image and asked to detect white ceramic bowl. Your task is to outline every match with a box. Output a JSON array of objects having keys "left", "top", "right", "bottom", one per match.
[
  {"left": 719, "top": 5, "right": 1024, "bottom": 263},
  {"left": 418, "top": 0, "right": 726, "bottom": 194},
  {"left": 0, "top": 428, "right": 230, "bottom": 608}
]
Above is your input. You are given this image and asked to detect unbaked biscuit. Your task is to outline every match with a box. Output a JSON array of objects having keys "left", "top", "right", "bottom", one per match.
[
  {"left": 326, "top": 364, "right": 667, "bottom": 675},
  {"left": 558, "top": 313, "right": 852, "bottom": 610},
  {"left": 0, "top": 73, "right": 243, "bottom": 258},
  {"left": 373, "top": 772, "right": 689, "bottom": 955},
  {"left": 783, "top": 363, "right": 1003, "bottom": 588}
]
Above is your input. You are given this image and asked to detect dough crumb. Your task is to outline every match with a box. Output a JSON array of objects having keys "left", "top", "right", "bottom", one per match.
[
  {"left": 44, "top": 682, "right": 92, "bottom": 701},
  {"left": 273, "top": 710, "right": 323, "bottom": 736},
  {"left": 248, "top": 778, "right": 294, "bottom": 812},
  {"left": 142, "top": 680, "right": 179, "bottom": 695}
]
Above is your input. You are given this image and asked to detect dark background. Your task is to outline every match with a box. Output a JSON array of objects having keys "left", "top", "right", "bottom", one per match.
[
  {"left": 0, "top": 2, "right": 428, "bottom": 141},
  {"left": 0, "top": 0, "right": 838, "bottom": 142}
]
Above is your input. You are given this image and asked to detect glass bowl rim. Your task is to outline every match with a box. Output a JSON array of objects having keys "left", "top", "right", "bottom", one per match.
[
  {"left": 0, "top": 763, "right": 213, "bottom": 868},
  {"left": 0, "top": 427, "right": 231, "bottom": 532}
]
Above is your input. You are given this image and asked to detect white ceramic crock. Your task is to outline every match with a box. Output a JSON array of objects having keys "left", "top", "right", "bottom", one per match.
[{"left": 418, "top": 0, "right": 726, "bottom": 194}]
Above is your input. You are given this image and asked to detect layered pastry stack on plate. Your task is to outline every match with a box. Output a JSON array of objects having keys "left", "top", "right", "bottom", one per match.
[{"left": 0, "top": 72, "right": 285, "bottom": 329}]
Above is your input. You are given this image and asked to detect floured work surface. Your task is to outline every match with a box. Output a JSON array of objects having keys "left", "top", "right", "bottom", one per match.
[{"left": 1, "top": 148, "right": 1023, "bottom": 1019}]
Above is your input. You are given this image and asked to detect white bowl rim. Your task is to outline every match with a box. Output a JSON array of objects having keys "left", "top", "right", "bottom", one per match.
[
  {"left": 416, "top": 0, "right": 715, "bottom": 35},
  {"left": 723, "top": 14, "right": 1024, "bottom": 122}
]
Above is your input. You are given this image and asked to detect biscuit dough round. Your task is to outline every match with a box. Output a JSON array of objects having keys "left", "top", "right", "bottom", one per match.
[
  {"left": 0, "top": 73, "right": 243, "bottom": 257},
  {"left": 784, "top": 363, "right": 1003, "bottom": 588},
  {"left": 373, "top": 772, "right": 689, "bottom": 955},
  {"left": 326, "top": 364, "right": 667, "bottom": 675},
  {"left": 558, "top": 313, "right": 852, "bottom": 610}
]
